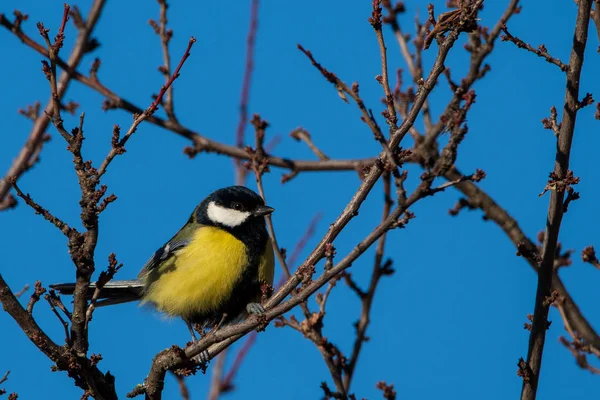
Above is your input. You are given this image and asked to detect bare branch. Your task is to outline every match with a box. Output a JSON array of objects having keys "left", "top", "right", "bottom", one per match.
[
  {"left": 0, "top": 15, "right": 374, "bottom": 179},
  {"left": 0, "top": 371, "right": 10, "bottom": 386},
  {"left": 559, "top": 337, "right": 600, "bottom": 375},
  {"left": 26, "top": 281, "right": 46, "bottom": 315},
  {"left": 10, "top": 179, "right": 74, "bottom": 237},
  {"left": 343, "top": 171, "right": 394, "bottom": 391},
  {"left": 233, "top": 0, "right": 260, "bottom": 185},
  {"left": 206, "top": 353, "right": 227, "bottom": 400},
  {"left": 370, "top": 0, "right": 399, "bottom": 131},
  {"left": 592, "top": 1, "right": 600, "bottom": 52},
  {"left": 0, "top": 0, "right": 106, "bottom": 210},
  {"left": 219, "top": 333, "right": 257, "bottom": 393},
  {"left": 149, "top": 0, "right": 177, "bottom": 122},
  {"left": 501, "top": 25, "right": 569, "bottom": 72},
  {"left": 85, "top": 253, "right": 122, "bottom": 325},
  {"left": 13, "top": 284, "right": 30, "bottom": 298},
  {"left": 0, "top": 275, "right": 67, "bottom": 368},
  {"left": 520, "top": 2, "right": 592, "bottom": 399},
  {"left": 290, "top": 128, "right": 330, "bottom": 161},
  {"left": 45, "top": 290, "right": 71, "bottom": 345},
  {"left": 297, "top": 43, "right": 397, "bottom": 166},
  {"left": 0, "top": 370, "right": 14, "bottom": 398}
]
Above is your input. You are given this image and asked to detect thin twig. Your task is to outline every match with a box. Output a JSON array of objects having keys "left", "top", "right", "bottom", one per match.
[
  {"left": 559, "top": 337, "right": 600, "bottom": 375},
  {"left": 427, "top": 169, "right": 486, "bottom": 195},
  {"left": 85, "top": 253, "right": 122, "bottom": 326},
  {"left": 290, "top": 128, "right": 330, "bottom": 161},
  {"left": 370, "top": 0, "right": 398, "bottom": 131},
  {"left": 207, "top": 353, "right": 226, "bottom": 400},
  {"left": 26, "top": 281, "right": 46, "bottom": 315},
  {"left": 501, "top": 25, "right": 569, "bottom": 72},
  {"left": 297, "top": 44, "right": 397, "bottom": 166},
  {"left": 287, "top": 214, "right": 323, "bottom": 268},
  {"left": 422, "top": 0, "right": 521, "bottom": 147},
  {"left": 383, "top": 1, "right": 434, "bottom": 133},
  {"left": 37, "top": 4, "right": 73, "bottom": 143},
  {"left": 591, "top": 1, "right": 600, "bottom": 52},
  {"left": 14, "top": 284, "right": 30, "bottom": 298},
  {"left": 234, "top": 0, "right": 260, "bottom": 185},
  {"left": 49, "top": 290, "right": 72, "bottom": 320},
  {"left": 0, "top": 370, "right": 11, "bottom": 398},
  {"left": 173, "top": 373, "right": 190, "bottom": 400},
  {"left": 150, "top": 0, "right": 177, "bottom": 121},
  {"left": 220, "top": 332, "right": 257, "bottom": 392},
  {"left": 382, "top": 1, "right": 413, "bottom": 76},
  {"left": 0, "top": 371, "right": 9, "bottom": 386},
  {"left": 249, "top": 116, "right": 292, "bottom": 280},
  {"left": 45, "top": 292, "right": 71, "bottom": 345},
  {"left": 10, "top": 179, "right": 73, "bottom": 236}
]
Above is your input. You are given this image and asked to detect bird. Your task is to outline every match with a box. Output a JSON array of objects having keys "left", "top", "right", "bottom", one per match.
[{"left": 51, "top": 186, "right": 275, "bottom": 340}]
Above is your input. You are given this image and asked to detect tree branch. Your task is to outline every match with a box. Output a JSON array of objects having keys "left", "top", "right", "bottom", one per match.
[
  {"left": 520, "top": 2, "right": 592, "bottom": 398},
  {"left": 233, "top": 0, "right": 260, "bottom": 185},
  {"left": 343, "top": 172, "right": 394, "bottom": 391},
  {"left": 0, "top": 275, "right": 65, "bottom": 363},
  {"left": 10, "top": 179, "right": 74, "bottom": 236},
  {"left": 149, "top": 0, "right": 177, "bottom": 122},
  {"left": 0, "top": 13, "right": 374, "bottom": 181},
  {"left": 501, "top": 25, "right": 569, "bottom": 72},
  {"left": 0, "top": 0, "right": 106, "bottom": 210}
]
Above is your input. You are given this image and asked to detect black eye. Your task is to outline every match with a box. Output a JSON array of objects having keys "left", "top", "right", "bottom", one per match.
[{"left": 231, "top": 202, "right": 243, "bottom": 211}]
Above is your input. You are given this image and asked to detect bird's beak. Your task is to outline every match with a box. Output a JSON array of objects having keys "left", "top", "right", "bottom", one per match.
[{"left": 253, "top": 205, "right": 274, "bottom": 217}]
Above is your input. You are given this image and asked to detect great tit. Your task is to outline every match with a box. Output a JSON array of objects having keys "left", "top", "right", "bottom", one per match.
[{"left": 51, "top": 186, "right": 275, "bottom": 335}]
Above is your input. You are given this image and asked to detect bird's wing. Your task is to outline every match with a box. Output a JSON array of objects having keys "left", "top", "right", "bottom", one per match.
[{"left": 137, "top": 222, "right": 197, "bottom": 280}]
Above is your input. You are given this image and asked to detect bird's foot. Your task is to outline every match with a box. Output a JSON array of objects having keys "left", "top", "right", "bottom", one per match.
[
  {"left": 192, "top": 349, "right": 211, "bottom": 365},
  {"left": 247, "top": 302, "right": 269, "bottom": 332},
  {"left": 246, "top": 302, "right": 265, "bottom": 315}
]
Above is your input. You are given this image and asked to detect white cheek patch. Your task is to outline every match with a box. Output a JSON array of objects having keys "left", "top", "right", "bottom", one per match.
[{"left": 207, "top": 201, "right": 251, "bottom": 227}]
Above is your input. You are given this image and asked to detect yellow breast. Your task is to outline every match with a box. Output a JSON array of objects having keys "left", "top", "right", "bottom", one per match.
[{"left": 142, "top": 226, "right": 249, "bottom": 319}]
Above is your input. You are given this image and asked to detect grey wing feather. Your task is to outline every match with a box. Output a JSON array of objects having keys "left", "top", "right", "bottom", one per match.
[{"left": 137, "top": 237, "right": 191, "bottom": 279}]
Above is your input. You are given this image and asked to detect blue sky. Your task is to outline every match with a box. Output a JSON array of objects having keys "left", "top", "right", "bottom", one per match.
[{"left": 1, "top": 0, "right": 599, "bottom": 399}]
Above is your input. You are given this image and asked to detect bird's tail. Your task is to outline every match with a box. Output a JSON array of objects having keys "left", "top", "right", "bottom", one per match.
[{"left": 50, "top": 280, "right": 144, "bottom": 307}]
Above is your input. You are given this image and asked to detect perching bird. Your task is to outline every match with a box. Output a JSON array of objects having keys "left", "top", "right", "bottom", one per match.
[{"left": 51, "top": 186, "right": 275, "bottom": 336}]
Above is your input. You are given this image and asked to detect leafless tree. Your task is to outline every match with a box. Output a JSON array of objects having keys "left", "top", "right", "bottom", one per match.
[{"left": 0, "top": 1, "right": 598, "bottom": 399}]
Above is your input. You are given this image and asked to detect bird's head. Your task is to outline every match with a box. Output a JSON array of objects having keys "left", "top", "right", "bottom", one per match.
[{"left": 197, "top": 186, "right": 274, "bottom": 229}]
